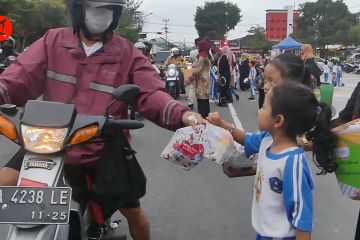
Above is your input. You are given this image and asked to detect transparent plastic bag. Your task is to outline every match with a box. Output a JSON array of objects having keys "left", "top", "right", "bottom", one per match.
[
  {"left": 161, "top": 123, "right": 254, "bottom": 171},
  {"left": 204, "top": 123, "right": 236, "bottom": 165},
  {"left": 225, "top": 143, "right": 254, "bottom": 169},
  {"left": 160, "top": 125, "right": 210, "bottom": 171}
]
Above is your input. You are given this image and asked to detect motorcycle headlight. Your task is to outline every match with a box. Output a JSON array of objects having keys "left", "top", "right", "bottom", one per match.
[
  {"left": 21, "top": 125, "right": 68, "bottom": 154},
  {"left": 167, "top": 68, "right": 176, "bottom": 77}
]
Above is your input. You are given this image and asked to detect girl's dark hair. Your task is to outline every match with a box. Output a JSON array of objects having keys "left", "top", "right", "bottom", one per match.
[
  {"left": 269, "top": 54, "right": 312, "bottom": 88},
  {"left": 271, "top": 82, "right": 338, "bottom": 174}
]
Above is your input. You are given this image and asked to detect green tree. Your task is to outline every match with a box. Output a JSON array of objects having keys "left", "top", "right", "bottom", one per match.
[
  {"left": 295, "top": 0, "right": 357, "bottom": 50},
  {"left": 115, "top": 0, "right": 144, "bottom": 43},
  {"left": 0, "top": 0, "right": 67, "bottom": 51},
  {"left": 247, "top": 25, "right": 273, "bottom": 53},
  {"left": 194, "top": 1, "right": 241, "bottom": 40}
]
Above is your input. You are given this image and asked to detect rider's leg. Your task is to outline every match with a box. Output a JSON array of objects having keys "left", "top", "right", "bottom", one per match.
[
  {"left": 120, "top": 206, "right": 150, "bottom": 240},
  {"left": 0, "top": 167, "right": 19, "bottom": 185}
]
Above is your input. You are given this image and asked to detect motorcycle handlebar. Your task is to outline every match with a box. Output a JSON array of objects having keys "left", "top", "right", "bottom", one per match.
[{"left": 102, "top": 119, "right": 144, "bottom": 136}]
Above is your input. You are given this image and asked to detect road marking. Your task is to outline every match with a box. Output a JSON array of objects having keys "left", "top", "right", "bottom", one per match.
[
  {"left": 0, "top": 190, "right": 2, "bottom": 204},
  {"left": 228, "top": 103, "right": 244, "bottom": 131}
]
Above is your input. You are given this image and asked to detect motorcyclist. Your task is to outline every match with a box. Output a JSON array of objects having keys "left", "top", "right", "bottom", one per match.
[
  {"left": 135, "top": 41, "right": 160, "bottom": 74},
  {"left": 165, "top": 47, "right": 186, "bottom": 94},
  {"left": 0, "top": 37, "right": 16, "bottom": 63},
  {"left": 0, "top": 1, "right": 204, "bottom": 239}
]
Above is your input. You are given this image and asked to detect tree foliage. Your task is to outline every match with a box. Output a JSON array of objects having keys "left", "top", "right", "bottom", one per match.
[
  {"left": 247, "top": 25, "right": 273, "bottom": 52},
  {"left": 194, "top": 1, "right": 241, "bottom": 40},
  {"left": 0, "top": 0, "right": 144, "bottom": 50},
  {"left": 115, "top": 0, "right": 144, "bottom": 43},
  {"left": 294, "top": 0, "right": 358, "bottom": 48},
  {"left": 0, "top": 0, "right": 67, "bottom": 51}
]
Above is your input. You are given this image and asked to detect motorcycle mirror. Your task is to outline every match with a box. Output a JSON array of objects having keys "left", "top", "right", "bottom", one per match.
[
  {"left": 104, "top": 84, "right": 140, "bottom": 117},
  {"left": 112, "top": 84, "right": 140, "bottom": 102}
]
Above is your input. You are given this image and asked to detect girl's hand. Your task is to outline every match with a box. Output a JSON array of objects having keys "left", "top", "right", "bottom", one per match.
[{"left": 207, "top": 112, "right": 230, "bottom": 130}]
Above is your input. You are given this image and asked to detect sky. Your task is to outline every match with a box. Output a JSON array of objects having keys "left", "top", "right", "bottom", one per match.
[{"left": 138, "top": 0, "right": 360, "bottom": 45}]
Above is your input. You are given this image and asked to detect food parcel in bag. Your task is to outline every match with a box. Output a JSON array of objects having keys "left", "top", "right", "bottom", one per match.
[
  {"left": 333, "top": 119, "right": 360, "bottom": 198},
  {"left": 161, "top": 125, "right": 210, "bottom": 171},
  {"left": 205, "top": 123, "right": 253, "bottom": 169},
  {"left": 161, "top": 123, "right": 253, "bottom": 171}
]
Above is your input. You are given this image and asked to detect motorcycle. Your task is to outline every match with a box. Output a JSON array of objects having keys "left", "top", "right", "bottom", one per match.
[
  {"left": 165, "top": 64, "right": 180, "bottom": 98},
  {"left": 0, "top": 84, "right": 144, "bottom": 240},
  {"left": 0, "top": 55, "right": 17, "bottom": 74}
]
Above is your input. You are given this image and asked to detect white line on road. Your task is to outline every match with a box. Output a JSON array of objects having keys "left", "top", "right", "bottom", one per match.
[{"left": 228, "top": 103, "right": 244, "bottom": 131}]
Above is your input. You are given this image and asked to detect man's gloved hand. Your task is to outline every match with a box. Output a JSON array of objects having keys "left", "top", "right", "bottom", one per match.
[{"left": 181, "top": 111, "right": 206, "bottom": 127}]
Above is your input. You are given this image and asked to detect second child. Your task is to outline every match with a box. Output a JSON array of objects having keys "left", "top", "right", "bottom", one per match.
[{"left": 207, "top": 82, "right": 338, "bottom": 240}]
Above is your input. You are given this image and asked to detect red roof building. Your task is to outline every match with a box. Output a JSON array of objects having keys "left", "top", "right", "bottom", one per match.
[{"left": 266, "top": 9, "right": 300, "bottom": 42}]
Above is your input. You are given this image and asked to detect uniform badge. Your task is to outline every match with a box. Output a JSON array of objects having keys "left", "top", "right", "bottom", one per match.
[{"left": 269, "top": 177, "right": 283, "bottom": 194}]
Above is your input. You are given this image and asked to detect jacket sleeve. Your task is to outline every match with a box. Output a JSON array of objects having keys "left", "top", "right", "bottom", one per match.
[
  {"left": 0, "top": 32, "right": 48, "bottom": 106},
  {"left": 129, "top": 49, "right": 189, "bottom": 131}
]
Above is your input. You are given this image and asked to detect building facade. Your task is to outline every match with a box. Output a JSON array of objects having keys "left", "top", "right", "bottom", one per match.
[{"left": 266, "top": 9, "right": 300, "bottom": 41}]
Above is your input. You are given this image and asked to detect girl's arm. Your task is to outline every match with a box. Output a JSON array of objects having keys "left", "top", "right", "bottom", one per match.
[
  {"left": 207, "top": 112, "right": 246, "bottom": 145},
  {"left": 296, "top": 230, "right": 311, "bottom": 240}
]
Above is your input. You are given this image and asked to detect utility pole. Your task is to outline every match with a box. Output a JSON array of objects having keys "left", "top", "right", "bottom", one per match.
[{"left": 163, "top": 19, "right": 170, "bottom": 50}]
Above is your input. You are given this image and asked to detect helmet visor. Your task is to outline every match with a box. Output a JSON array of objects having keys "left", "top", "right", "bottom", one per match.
[{"left": 85, "top": 0, "right": 126, "bottom": 7}]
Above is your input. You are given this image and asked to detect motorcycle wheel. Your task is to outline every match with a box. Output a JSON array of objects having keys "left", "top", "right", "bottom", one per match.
[{"left": 168, "top": 85, "right": 176, "bottom": 98}]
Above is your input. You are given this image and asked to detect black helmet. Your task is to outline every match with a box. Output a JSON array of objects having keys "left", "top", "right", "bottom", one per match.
[
  {"left": 142, "top": 40, "right": 152, "bottom": 55},
  {"left": 67, "top": 0, "right": 126, "bottom": 41}
]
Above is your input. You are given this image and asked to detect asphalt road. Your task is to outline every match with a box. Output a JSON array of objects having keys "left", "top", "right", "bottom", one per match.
[{"left": 0, "top": 73, "right": 358, "bottom": 239}]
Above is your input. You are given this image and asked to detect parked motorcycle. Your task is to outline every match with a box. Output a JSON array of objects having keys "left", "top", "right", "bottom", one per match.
[
  {"left": 0, "top": 55, "right": 17, "bottom": 74},
  {"left": 0, "top": 84, "right": 144, "bottom": 240},
  {"left": 165, "top": 64, "right": 180, "bottom": 98}
]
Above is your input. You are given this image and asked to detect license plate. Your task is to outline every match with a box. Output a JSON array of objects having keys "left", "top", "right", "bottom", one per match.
[
  {"left": 168, "top": 81, "right": 176, "bottom": 86},
  {"left": 0, "top": 187, "right": 72, "bottom": 224}
]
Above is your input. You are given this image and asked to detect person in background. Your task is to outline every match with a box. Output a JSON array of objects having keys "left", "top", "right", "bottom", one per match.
[
  {"left": 165, "top": 47, "right": 186, "bottom": 95},
  {"left": 300, "top": 44, "right": 322, "bottom": 87},
  {"left": 239, "top": 54, "right": 250, "bottom": 91},
  {"left": 334, "top": 61, "right": 343, "bottom": 87},
  {"left": 256, "top": 65, "right": 265, "bottom": 108},
  {"left": 217, "top": 47, "right": 232, "bottom": 107},
  {"left": 207, "top": 82, "right": 338, "bottom": 240},
  {"left": 134, "top": 42, "right": 160, "bottom": 74},
  {"left": 248, "top": 60, "right": 257, "bottom": 101},
  {"left": 323, "top": 60, "right": 330, "bottom": 83},
  {"left": 210, "top": 64, "right": 219, "bottom": 103},
  {"left": 190, "top": 39, "right": 211, "bottom": 117},
  {"left": 187, "top": 37, "right": 201, "bottom": 110}
]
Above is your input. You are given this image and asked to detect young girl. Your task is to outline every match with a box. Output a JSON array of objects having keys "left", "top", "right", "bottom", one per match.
[{"left": 207, "top": 82, "right": 338, "bottom": 240}]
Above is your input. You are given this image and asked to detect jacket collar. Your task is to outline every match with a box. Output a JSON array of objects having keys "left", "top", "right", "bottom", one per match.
[{"left": 60, "top": 28, "right": 122, "bottom": 55}]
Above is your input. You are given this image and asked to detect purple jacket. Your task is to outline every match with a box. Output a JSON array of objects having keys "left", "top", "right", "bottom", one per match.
[{"left": 0, "top": 28, "right": 188, "bottom": 165}]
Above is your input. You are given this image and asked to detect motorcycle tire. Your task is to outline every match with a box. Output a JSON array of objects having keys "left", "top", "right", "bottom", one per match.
[{"left": 168, "top": 86, "right": 176, "bottom": 98}]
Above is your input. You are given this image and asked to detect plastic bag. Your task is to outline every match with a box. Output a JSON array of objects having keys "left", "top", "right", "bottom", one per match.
[
  {"left": 225, "top": 143, "right": 254, "bottom": 169},
  {"left": 161, "top": 123, "right": 254, "bottom": 171},
  {"left": 160, "top": 125, "right": 210, "bottom": 171},
  {"left": 204, "top": 123, "right": 236, "bottom": 164}
]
